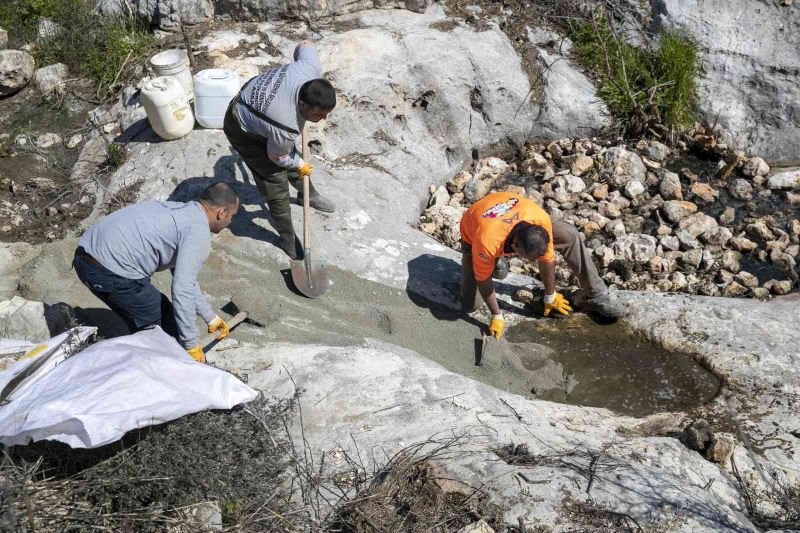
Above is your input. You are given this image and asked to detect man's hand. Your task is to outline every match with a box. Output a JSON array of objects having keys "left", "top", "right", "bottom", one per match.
[
  {"left": 543, "top": 292, "right": 572, "bottom": 317},
  {"left": 186, "top": 346, "right": 205, "bottom": 362},
  {"left": 489, "top": 314, "right": 506, "bottom": 339},
  {"left": 208, "top": 315, "right": 229, "bottom": 340},
  {"left": 298, "top": 162, "right": 312, "bottom": 177}
]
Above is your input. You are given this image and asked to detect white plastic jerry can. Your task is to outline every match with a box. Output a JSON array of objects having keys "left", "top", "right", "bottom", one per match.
[
  {"left": 140, "top": 76, "right": 195, "bottom": 141},
  {"left": 193, "top": 69, "right": 241, "bottom": 129}
]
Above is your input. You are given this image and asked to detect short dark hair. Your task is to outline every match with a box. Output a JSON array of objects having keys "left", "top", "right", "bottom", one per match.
[
  {"left": 517, "top": 225, "right": 550, "bottom": 258},
  {"left": 299, "top": 79, "right": 336, "bottom": 110},
  {"left": 199, "top": 182, "right": 239, "bottom": 209}
]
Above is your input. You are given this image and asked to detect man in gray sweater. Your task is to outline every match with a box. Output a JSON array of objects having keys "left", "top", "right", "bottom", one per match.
[
  {"left": 73, "top": 183, "right": 239, "bottom": 362},
  {"left": 224, "top": 40, "right": 336, "bottom": 259}
]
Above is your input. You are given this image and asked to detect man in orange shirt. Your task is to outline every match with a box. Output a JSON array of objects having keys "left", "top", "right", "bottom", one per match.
[{"left": 460, "top": 191, "right": 624, "bottom": 339}]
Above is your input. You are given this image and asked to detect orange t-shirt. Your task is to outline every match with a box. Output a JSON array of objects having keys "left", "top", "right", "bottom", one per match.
[{"left": 460, "top": 192, "right": 554, "bottom": 281}]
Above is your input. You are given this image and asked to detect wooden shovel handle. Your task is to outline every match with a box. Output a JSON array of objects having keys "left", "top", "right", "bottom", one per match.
[
  {"left": 200, "top": 312, "right": 247, "bottom": 348},
  {"left": 301, "top": 127, "right": 311, "bottom": 250}
]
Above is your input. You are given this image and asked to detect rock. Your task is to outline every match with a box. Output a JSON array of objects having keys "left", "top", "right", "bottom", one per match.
[
  {"left": 723, "top": 281, "right": 748, "bottom": 297},
  {"left": 605, "top": 219, "right": 626, "bottom": 238},
  {"left": 670, "top": 271, "right": 687, "bottom": 290},
  {"left": 624, "top": 180, "right": 645, "bottom": 198},
  {"left": 0, "top": 49, "right": 35, "bottom": 96},
  {"left": 702, "top": 226, "right": 733, "bottom": 248},
  {"left": 37, "top": 18, "right": 61, "bottom": 40},
  {"left": 602, "top": 147, "right": 646, "bottom": 189},
  {"left": 675, "top": 229, "right": 701, "bottom": 250},
  {"left": 458, "top": 520, "right": 495, "bottom": 533},
  {"left": 34, "top": 63, "right": 68, "bottom": 97},
  {"left": 728, "top": 178, "right": 753, "bottom": 201},
  {"left": 0, "top": 296, "right": 51, "bottom": 342},
  {"left": 661, "top": 200, "right": 697, "bottom": 223},
  {"left": 746, "top": 222, "right": 775, "bottom": 242},
  {"left": 717, "top": 269, "right": 735, "bottom": 285},
  {"left": 658, "top": 171, "right": 683, "bottom": 200},
  {"left": 569, "top": 155, "right": 594, "bottom": 176},
  {"left": 66, "top": 134, "right": 83, "bottom": 149},
  {"left": 45, "top": 206, "right": 58, "bottom": 217},
  {"left": 35, "top": 133, "right": 62, "bottom": 149},
  {"left": 564, "top": 174, "right": 586, "bottom": 194},
  {"left": 790, "top": 219, "right": 800, "bottom": 240},
  {"left": 598, "top": 201, "right": 621, "bottom": 219},
  {"left": 428, "top": 185, "right": 450, "bottom": 209},
  {"left": 0, "top": 27, "right": 7, "bottom": 49},
  {"left": 581, "top": 221, "right": 601, "bottom": 237},
  {"left": 680, "top": 249, "right": 703, "bottom": 270},
  {"left": 656, "top": 225, "right": 672, "bottom": 236},
  {"left": 721, "top": 250, "right": 742, "bottom": 273},
  {"left": 463, "top": 175, "right": 492, "bottom": 204},
  {"left": 513, "top": 289, "right": 534, "bottom": 304},
  {"left": 687, "top": 184, "right": 715, "bottom": 206},
  {"left": 735, "top": 271, "right": 759, "bottom": 288},
  {"left": 594, "top": 245, "right": 615, "bottom": 268},
  {"left": 741, "top": 157, "right": 769, "bottom": 178},
  {"left": 660, "top": 235, "right": 680, "bottom": 251},
  {"left": 787, "top": 191, "right": 800, "bottom": 206},
  {"left": 592, "top": 183, "right": 609, "bottom": 201},
  {"left": 118, "top": 85, "right": 148, "bottom": 138},
  {"left": 678, "top": 213, "right": 718, "bottom": 238},
  {"left": 176, "top": 501, "right": 223, "bottom": 531},
  {"left": 639, "top": 140, "right": 670, "bottom": 162},
  {"left": 751, "top": 287, "right": 770, "bottom": 298},
  {"left": 730, "top": 236, "right": 757, "bottom": 252},
  {"left": 707, "top": 435, "right": 735, "bottom": 466},
  {"left": 771, "top": 251, "right": 796, "bottom": 273},
  {"left": 653, "top": 1, "right": 800, "bottom": 161},
  {"left": 404, "top": 0, "right": 432, "bottom": 13},
  {"left": 764, "top": 279, "right": 792, "bottom": 295},
  {"left": 767, "top": 170, "right": 800, "bottom": 190},
  {"left": 683, "top": 419, "right": 714, "bottom": 452},
  {"left": 612, "top": 234, "right": 657, "bottom": 264},
  {"left": 536, "top": 49, "right": 611, "bottom": 138},
  {"left": 447, "top": 171, "right": 472, "bottom": 194},
  {"left": 719, "top": 207, "right": 735, "bottom": 225}
]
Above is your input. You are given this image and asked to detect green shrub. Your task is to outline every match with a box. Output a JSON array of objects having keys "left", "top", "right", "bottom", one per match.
[
  {"left": 569, "top": 14, "right": 699, "bottom": 137},
  {"left": 1, "top": 0, "right": 153, "bottom": 99}
]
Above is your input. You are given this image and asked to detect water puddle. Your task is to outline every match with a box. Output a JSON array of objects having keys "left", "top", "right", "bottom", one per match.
[{"left": 503, "top": 315, "right": 721, "bottom": 417}]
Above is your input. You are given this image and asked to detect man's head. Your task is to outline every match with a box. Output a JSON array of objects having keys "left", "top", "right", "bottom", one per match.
[
  {"left": 199, "top": 182, "right": 239, "bottom": 234},
  {"left": 299, "top": 79, "right": 336, "bottom": 122},
  {"left": 511, "top": 224, "right": 550, "bottom": 261}
]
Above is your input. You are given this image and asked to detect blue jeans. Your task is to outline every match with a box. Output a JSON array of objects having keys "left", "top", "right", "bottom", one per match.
[{"left": 73, "top": 248, "right": 178, "bottom": 338}]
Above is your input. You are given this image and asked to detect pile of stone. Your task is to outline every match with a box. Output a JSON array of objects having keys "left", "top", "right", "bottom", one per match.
[{"left": 420, "top": 138, "right": 800, "bottom": 298}]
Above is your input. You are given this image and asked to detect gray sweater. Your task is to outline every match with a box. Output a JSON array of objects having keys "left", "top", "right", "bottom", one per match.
[
  {"left": 78, "top": 200, "right": 216, "bottom": 348},
  {"left": 236, "top": 44, "right": 323, "bottom": 169}
]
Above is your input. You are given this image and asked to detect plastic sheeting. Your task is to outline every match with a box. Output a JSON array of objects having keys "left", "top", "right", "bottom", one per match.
[{"left": 0, "top": 327, "right": 258, "bottom": 448}]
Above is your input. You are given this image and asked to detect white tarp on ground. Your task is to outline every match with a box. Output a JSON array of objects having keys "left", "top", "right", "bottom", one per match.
[
  {"left": 0, "top": 338, "right": 35, "bottom": 356},
  {"left": 0, "top": 327, "right": 258, "bottom": 448}
]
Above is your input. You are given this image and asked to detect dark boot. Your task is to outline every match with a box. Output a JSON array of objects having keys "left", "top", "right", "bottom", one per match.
[
  {"left": 585, "top": 293, "right": 626, "bottom": 319},
  {"left": 280, "top": 234, "right": 304, "bottom": 260},
  {"left": 255, "top": 171, "right": 301, "bottom": 259},
  {"left": 290, "top": 175, "right": 336, "bottom": 213}
]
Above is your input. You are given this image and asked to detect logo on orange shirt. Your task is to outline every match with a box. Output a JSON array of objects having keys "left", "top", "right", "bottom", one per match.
[{"left": 482, "top": 197, "right": 519, "bottom": 219}]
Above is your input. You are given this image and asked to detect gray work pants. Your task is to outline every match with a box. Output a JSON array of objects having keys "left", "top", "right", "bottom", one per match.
[
  {"left": 222, "top": 100, "right": 308, "bottom": 240},
  {"left": 460, "top": 219, "right": 607, "bottom": 312}
]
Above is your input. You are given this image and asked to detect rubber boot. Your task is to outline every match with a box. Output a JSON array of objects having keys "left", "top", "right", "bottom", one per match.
[
  {"left": 585, "top": 293, "right": 626, "bottom": 319},
  {"left": 256, "top": 172, "right": 303, "bottom": 259},
  {"left": 289, "top": 174, "right": 336, "bottom": 213}
]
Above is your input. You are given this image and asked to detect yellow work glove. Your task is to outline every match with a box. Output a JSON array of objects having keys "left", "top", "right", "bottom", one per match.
[
  {"left": 489, "top": 314, "right": 505, "bottom": 340},
  {"left": 543, "top": 292, "right": 572, "bottom": 317},
  {"left": 298, "top": 162, "right": 312, "bottom": 177},
  {"left": 208, "top": 315, "right": 229, "bottom": 340},
  {"left": 186, "top": 346, "right": 205, "bottom": 363}
]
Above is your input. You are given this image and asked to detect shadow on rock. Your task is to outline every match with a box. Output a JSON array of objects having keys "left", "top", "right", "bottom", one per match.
[{"left": 166, "top": 151, "right": 284, "bottom": 252}]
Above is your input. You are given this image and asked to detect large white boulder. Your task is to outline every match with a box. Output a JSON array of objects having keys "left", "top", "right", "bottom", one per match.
[
  {"left": 651, "top": 0, "right": 800, "bottom": 162},
  {"left": 0, "top": 49, "right": 35, "bottom": 96}
]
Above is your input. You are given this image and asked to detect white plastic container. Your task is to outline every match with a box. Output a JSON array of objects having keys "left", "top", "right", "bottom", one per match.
[
  {"left": 140, "top": 76, "right": 194, "bottom": 141},
  {"left": 149, "top": 49, "right": 193, "bottom": 99},
  {"left": 193, "top": 69, "right": 241, "bottom": 129}
]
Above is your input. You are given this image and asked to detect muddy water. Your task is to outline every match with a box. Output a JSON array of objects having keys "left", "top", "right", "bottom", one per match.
[{"left": 506, "top": 316, "right": 721, "bottom": 417}]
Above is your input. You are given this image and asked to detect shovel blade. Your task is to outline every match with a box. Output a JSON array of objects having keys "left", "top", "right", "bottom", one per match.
[{"left": 290, "top": 255, "right": 330, "bottom": 298}]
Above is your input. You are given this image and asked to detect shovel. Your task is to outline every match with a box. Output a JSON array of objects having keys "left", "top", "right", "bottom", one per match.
[{"left": 290, "top": 127, "right": 330, "bottom": 298}]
